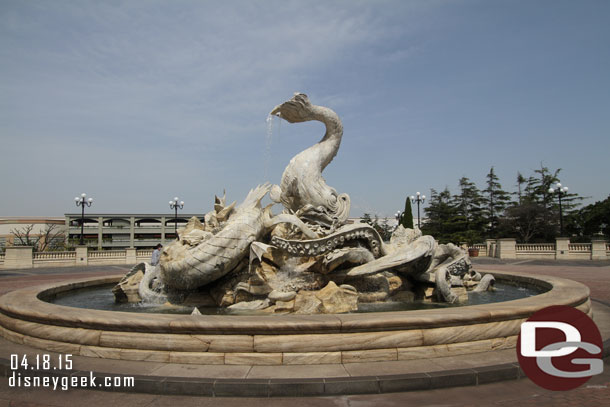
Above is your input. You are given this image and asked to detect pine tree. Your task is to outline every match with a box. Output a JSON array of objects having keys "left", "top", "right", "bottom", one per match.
[
  {"left": 422, "top": 187, "right": 460, "bottom": 243},
  {"left": 516, "top": 172, "right": 527, "bottom": 205},
  {"left": 454, "top": 177, "right": 484, "bottom": 231},
  {"left": 482, "top": 167, "right": 511, "bottom": 238},
  {"left": 401, "top": 198, "right": 414, "bottom": 229}
]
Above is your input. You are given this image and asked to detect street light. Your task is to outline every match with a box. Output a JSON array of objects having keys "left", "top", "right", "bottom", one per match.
[
  {"left": 549, "top": 183, "right": 568, "bottom": 236},
  {"left": 411, "top": 192, "right": 426, "bottom": 229},
  {"left": 169, "top": 197, "right": 184, "bottom": 238},
  {"left": 74, "top": 193, "right": 93, "bottom": 245},
  {"left": 395, "top": 210, "right": 402, "bottom": 229}
]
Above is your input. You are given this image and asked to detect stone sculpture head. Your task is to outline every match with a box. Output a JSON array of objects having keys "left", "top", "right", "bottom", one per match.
[{"left": 270, "top": 92, "right": 314, "bottom": 123}]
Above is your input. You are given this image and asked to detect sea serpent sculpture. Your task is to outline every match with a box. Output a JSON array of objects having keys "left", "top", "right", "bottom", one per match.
[{"left": 115, "top": 93, "right": 486, "bottom": 313}]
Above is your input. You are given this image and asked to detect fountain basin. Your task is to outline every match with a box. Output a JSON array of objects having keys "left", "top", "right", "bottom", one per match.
[{"left": 0, "top": 270, "right": 591, "bottom": 365}]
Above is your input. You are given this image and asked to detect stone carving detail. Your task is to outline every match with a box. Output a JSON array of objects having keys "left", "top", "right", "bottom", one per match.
[
  {"left": 270, "top": 93, "right": 350, "bottom": 228},
  {"left": 113, "top": 93, "right": 493, "bottom": 313},
  {"left": 270, "top": 223, "right": 384, "bottom": 258}
]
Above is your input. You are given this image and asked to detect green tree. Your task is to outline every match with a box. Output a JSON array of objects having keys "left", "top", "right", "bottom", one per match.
[
  {"left": 454, "top": 177, "right": 484, "bottom": 231},
  {"left": 500, "top": 202, "right": 548, "bottom": 243},
  {"left": 565, "top": 195, "right": 610, "bottom": 240},
  {"left": 421, "top": 187, "right": 461, "bottom": 243},
  {"left": 400, "top": 198, "right": 414, "bottom": 229},
  {"left": 482, "top": 167, "right": 511, "bottom": 238},
  {"left": 516, "top": 172, "right": 527, "bottom": 205}
]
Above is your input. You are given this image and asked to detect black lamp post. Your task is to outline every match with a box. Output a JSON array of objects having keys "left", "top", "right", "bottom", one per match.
[
  {"left": 549, "top": 183, "right": 568, "bottom": 236},
  {"left": 74, "top": 193, "right": 93, "bottom": 245},
  {"left": 410, "top": 192, "right": 426, "bottom": 229},
  {"left": 169, "top": 197, "right": 184, "bottom": 237}
]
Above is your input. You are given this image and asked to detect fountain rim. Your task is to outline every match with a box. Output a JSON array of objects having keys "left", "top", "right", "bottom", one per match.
[{"left": 0, "top": 270, "right": 590, "bottom": 335}]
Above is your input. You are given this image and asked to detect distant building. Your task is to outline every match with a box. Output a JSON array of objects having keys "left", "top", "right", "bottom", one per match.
[
  {"left": 0, "top": 217, "right": 66, "bottom": 252},
  {"left": 64, "top": 213, "right": 205, "bottom": 250}
]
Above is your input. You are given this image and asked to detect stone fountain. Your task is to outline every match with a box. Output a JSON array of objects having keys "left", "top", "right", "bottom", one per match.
[
  {"left": 0, "top": 93, "right": 592, "bottom": 369},
  {"left": 114, "top": 93, "right": 492, "bottom": 313}
]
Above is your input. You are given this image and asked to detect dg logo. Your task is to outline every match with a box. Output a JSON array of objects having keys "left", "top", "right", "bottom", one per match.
[{"left": 517, "top": 305, "right": 604, "bottom": 391}]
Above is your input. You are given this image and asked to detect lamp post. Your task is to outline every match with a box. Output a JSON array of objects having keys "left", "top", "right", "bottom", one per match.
[
  {"left": 169, "top": 197, "right": 184, "bottom": 238},
  {"left": 411, "top": 192, "right": 426, "bottom": 229},
  {"left": 74, "top": 193, "right": 93, "bottom": 245},
  {"left": 395, "top": 210, "right": 402, "bottom": 229},
  {"left": 549, "top": 183, "right": 568, "bottom": 236}
]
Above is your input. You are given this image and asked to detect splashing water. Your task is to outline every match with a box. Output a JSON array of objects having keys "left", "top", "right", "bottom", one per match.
[
  {"left": 264, "top": 114, "right": 281, "bottom": 180},
  {"left": 264, "top": 114, "right": 273, "bottom": 180}
]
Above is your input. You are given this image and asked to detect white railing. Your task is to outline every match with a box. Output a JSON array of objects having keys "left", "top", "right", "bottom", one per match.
[
  {"left": 89, "top": 250, "right": 126, "bottom": 259},
  {"left": 569, "top": 243, "right": 592, "bottom": 252},
  {"left": 137, "top": 249, "right": 153, "bottom": 258},
  {"left": 33, "top": 251, "right": 76, "bottom": 260},
  {"left": 516, "top": 244, "right": 555, "bottom": 252}
]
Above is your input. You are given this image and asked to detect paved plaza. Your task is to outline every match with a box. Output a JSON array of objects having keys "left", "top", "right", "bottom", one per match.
[{"left": 0, "top": 259, "right": 609, "bottom": 406}]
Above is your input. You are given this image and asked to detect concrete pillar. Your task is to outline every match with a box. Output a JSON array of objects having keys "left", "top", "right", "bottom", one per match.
[
  {"left": 98, "top": 217, "right": 103, "bottom": 250},
  {"left": 592, "top": 239, "right": 608, "bottom": 260},
  {"left": 65, "top": 216, "right": 71, "bottom": 247},
  {"left": 126, "top": 247, "right": 137, "bottom": 264},
  {"left": 496, "top": 238, "right": 517, "bottom": 260},
  {"left": 161, "top": 216, "right": 166, "bottom": 245},
  {"left": 555, "top": 237, "right": 570, "bottom": 260},
  {"left": 76, "top": 246, "right": 88, "bottom": 265},
  {"left": 485, "top": 239, "right": 497, "bottom": 258},
  {"left": 129, "top": 217, "right": 135, "bottom": 249},
  {"left": 4, "top": 246, "right": 33, "bottom": 269}
]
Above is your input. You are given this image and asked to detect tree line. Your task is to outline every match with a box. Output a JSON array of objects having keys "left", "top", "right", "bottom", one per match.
[{"left": 418, "top": 165, "right": 609, "bottom": 244}]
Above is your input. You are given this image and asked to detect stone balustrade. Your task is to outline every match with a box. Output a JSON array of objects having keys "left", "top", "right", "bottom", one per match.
[
  {"left": 516, "top": 243, "right": 555, "bottom": 252},
  {"left": 470, "top": 237, "right": 608, "bottom": 261},
  {"left": 0, "top": 246, "right": 155, "bottom": 269},
  {"left": 1, "top": 237, "right": 607, "bottom": 270}
]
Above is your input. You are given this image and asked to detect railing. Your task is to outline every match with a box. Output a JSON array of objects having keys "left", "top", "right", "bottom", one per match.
[
  {"left": 89, "top": 250, "right": 126, "bottom": 259},
  {"left": 516, "top": 244, "right": 555, "bottom": 252},
  {"left": 569, "top": 243, "right": 592, "bottom": 252},
  {"left": 33, "top": 251, "right": 76, "bottom": 260},
  {"left": 137, "top": 249, "right": 153, "bottom": 258}
]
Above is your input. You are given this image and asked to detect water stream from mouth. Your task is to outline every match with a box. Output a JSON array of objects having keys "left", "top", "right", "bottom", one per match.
[{"left": 264, "top": 114, "right": 281, "bottom": 180}]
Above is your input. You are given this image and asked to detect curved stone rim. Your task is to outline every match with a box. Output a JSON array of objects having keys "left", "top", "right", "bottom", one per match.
[{"left": 0, "top": 270, "right": 590, "bottom": 335}]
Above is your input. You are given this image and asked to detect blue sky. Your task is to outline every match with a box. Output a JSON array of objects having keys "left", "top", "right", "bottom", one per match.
[{"left": 1, "top": 0, "right": 609, "bottom": 218}]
